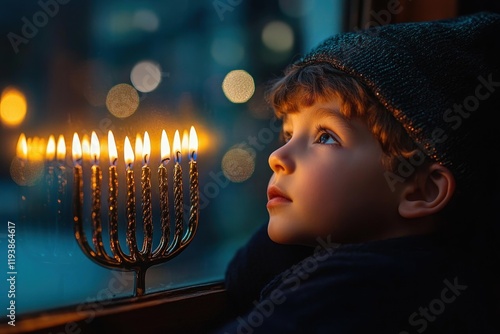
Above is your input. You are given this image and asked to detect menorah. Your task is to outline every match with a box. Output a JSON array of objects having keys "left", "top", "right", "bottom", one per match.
[{"left": 71, "top": 127, "right": 199, "bottom": 297}]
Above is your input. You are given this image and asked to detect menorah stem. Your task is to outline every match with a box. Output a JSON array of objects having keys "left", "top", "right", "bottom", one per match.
[{"left": 134, "top": 268, "right": 147, "bottom": 297}]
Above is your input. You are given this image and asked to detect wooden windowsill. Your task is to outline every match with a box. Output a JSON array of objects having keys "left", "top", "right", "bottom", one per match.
[{"left": 0, "top": 281, "right": 229, "bottom": 334}]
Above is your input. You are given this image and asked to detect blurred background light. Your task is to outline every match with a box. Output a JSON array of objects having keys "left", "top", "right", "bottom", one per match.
[
  {"left": 130, "top": 60, "right": 162, "bottom": 93},
  {"left": 105, "top": 83, "right": 140, "bottom": 118},
  {"left": 132, "top": 9, "right": 160, "bottom": 32},
  {"left": 261, "top": 20, "right": 294, "bottom": 52},
  {"left": 0, "top": 87, "right": 27, "bottom": 127},
  {"left": 222, "top": 70, "right": 255, "bottom": 103},
  {"left": 221, "top": 147, "right": 255, "bottom": 183}
]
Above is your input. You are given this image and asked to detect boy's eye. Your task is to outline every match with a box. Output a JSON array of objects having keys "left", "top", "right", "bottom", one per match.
[
  {"left": 317, "top": 133, "right": 335, "bottom": 144},
  {"left": 315, "top": 128, "right": 339, "bottom": 145}
]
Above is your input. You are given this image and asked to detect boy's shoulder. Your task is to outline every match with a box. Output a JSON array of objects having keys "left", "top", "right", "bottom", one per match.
[{"left": 251, "top": 235, "right": 497, "bottom": 333}]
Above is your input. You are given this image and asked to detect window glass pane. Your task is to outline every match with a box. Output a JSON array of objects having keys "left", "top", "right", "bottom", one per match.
[{"left": 0, "top": 0, "right": 343, "bottom": 315}]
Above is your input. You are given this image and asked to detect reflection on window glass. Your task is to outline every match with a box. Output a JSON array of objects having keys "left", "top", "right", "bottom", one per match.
[{"left": 0, "top": 0, "right": 343, "bottom": 315}]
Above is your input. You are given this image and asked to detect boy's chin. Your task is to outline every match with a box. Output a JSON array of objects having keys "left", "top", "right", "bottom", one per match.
[
  {"left": 267, "top": 220, "right": 315, "bottom": 246},
  {"left": 267, "top": 220, "right": 295, "bottom": 245}
]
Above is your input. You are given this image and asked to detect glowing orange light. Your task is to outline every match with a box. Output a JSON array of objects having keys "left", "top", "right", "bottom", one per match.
[
  {"left": 28, "top": 137, "right": 45, "bottom": 161},
  {"left": 108, "top": 131, "right": 118, "bottom": 166},
  {"left": 161, "top": 130, "right": 170, "bottom": 165},
  {"left": 189, "top": 126, "right": 198, "bottom": 161},
  {"left": 135, "top": 133, "right": 143, "bottom": 163},
  {"left": 124, "top": 136, "right": 134, "bottom": 168},
  {"left": 173, "top": 130, "right": 181, "bottom": 163},
  {"left": 56, "top": 135, "right": 66, "bottom": 162},
  {"left": 142, "top": 131, "right": 150, "bottom": 166},
  {"left": 0, "top": 87, "right": 27, "bottom": 127},
  {"left": 72, "top": 133, "right": 82, "bottom": 166},
  {"left": 82, "top": 134, "right": 90, "bottom": 162},
  {"left": 16, "top": 133, "right": 27, "bottom": 161},
  {"left": 90, "top": 131, "right": 100, "bottom": 165},
  {"left": 46, "top": 135, "right": 56, "bottom": 161},
  {"left": 182, "top": 129, "right": 189, "bottom": 157}
]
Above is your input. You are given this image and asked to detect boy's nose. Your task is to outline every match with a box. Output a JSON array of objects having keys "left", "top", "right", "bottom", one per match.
[{"left": 268, "top": 144, "right": 295, "bottom": 174}]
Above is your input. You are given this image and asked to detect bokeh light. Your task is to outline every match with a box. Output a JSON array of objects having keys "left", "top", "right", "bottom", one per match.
[
  {"left": 0, "top": 87, "right": 27, "bottom": 127},
  {"left": 211, "top": 37, "right": 244, "bottom": 67},
  {"left": 262, "top": 21, "right": 294, "bottom": 52},
  {"left": 221, "top": 147, "right": 255, "bottom": 183},
  {"left": 132, "top": 9, "right": 160, "bottom": 32},
  {"left": 130, "top": 61, "right": 162, "bottom": 93},
  {"left": 105, "top": 83, "right": 140, "bottom": 118},
  {"left": 10, "top": 135, "right": 45, "bottom": 186},
  {"left": 28, "top": 136, "right": 46, "bottom": 162},
  {"left": 222, "top": 70, "right": 255, "bottom": 103}
]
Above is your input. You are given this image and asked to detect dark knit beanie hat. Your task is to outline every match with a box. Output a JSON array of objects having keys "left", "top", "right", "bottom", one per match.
[{"left": 295, "top": 11, "right": 500, "bottom": 189}]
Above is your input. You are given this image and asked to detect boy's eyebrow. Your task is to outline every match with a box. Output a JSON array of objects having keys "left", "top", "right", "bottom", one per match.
[
  {"left": 314, "top": 107, "right": 354, "bottom": 131},
  {"left": 281, "top": 107, "right": 354, "bottom": 134}
]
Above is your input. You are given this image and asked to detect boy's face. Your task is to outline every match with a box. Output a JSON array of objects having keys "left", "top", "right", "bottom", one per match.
[{"left": 267, "top": 98, "right": 403, "bottom": 246}]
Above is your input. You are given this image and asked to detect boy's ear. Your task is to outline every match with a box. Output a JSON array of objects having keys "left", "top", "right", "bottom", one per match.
[{"left": 398, "top": 163, "right": 456, "bottom": 219}]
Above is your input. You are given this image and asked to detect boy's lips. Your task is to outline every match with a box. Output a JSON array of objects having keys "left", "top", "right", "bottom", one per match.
[{"left": 267, "top": 185, "right": 292, "bottom": 208}]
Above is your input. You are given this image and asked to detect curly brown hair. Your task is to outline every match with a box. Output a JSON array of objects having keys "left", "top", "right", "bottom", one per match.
[{"left": 265, "top": 62, "right": 427, "bottom": 173}]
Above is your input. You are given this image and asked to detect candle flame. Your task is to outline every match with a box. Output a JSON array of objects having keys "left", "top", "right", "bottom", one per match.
[
  {"left": 90, "top": 131, "right": 100, "bottom": 165},
  {"left": 143, "top": 131, "right": 150, "bottom": 166},
  {"left": 173, "top": 129, "right": 181, "bottom": 163},
  {"left": 16, "top": 133, "right": 27, "bottom": 161},
  {"left": 161, "top": 130, "right": 170, "bottom": 165},
  {"left": 72, "top": 133, "right": 82, "bottom": 166},
  {"left": 135, "top": 133, "right": 143, "bottom": 163},
  {"left": 124, "top": 136, "right": 134, "bottom": 169},
  {"left": 108, "top": 131, "right": 118, "bottom": 166},
  {"left": 28, "top": 136, "right": 45, "bottom": 161},
  {"left": 182, "top": 129, "right": 189, "bottom": 157},
  {"left": 46, "top": 135, "right": 56, "bottom": 161},
  {"left": 189, "top": 126, "right": 198, "bottom": 161},
  {"left": 82, "top": 134, "right": 90, "bottom": 162},
  {"left": 56, "top": 134, "right": 66, "bottom": 161}
]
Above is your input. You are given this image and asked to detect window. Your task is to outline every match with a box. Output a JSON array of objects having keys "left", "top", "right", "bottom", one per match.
[{"left": 0, "top": 0, "right": 344, "bottom": 319}]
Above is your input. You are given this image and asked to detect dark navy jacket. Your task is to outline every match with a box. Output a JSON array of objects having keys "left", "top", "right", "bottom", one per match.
[{"left": 216, "top": 223, "right": 500, "bottom": 333}]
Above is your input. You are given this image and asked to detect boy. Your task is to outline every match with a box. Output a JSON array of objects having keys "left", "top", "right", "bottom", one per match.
[{"left": 217, "top": 11, "right": 500, "bottom": 333}]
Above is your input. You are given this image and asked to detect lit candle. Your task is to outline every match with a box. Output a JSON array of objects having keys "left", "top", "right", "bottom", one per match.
[
  {"left": 42, "top": 135, "right": 59, "bottom": 252},
  {"left": 182, "top": 129, "right": 189, "bottom": 158},
  {"left": 45, "top": 135, "right": 56, "bottom": 205},
  {"left": 16, "top": 133, "right": 28, "bottom": 224},
  {"left": 90, "top": 131, "right": 106, "bottom": 257},
  {"left": 173, "top": 130, "right": 183, "bottom": 244},
  {"left": 56, "top": 134, "right": 67, "bottom": 221},
  {"left": 135, "top": 133, "right": 143, "bottom": 166},
  {"left": 158, "top": 129, "right": 171, "bottom": 251},
  {"left": 186, "top": 126, "right": 199, "bottom": 241},
  {"left": 81, "top": 134, "right": 91, "bottom": 164},
  {"left": 72, "top": 133, "right": 83, "bottom": 230},
  {"left": 81, "top": 134, "right": 90, "bottom": 201},
  {"left": 124, "top": 136, "right": 139, "bottom": 259},
  {"left": 141, "top": 131, "right": 153, "bottom": 256},
  {"left": 17, "top": 133, "right": 28, "bottom": 162},
  {"left": 107, "top": 130, "right": 122, "bottom": 261}
]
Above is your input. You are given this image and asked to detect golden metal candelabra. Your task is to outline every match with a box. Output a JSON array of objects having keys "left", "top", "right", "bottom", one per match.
[{"left": 72, "top": 128, "right": 199, "bottom": 296}]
